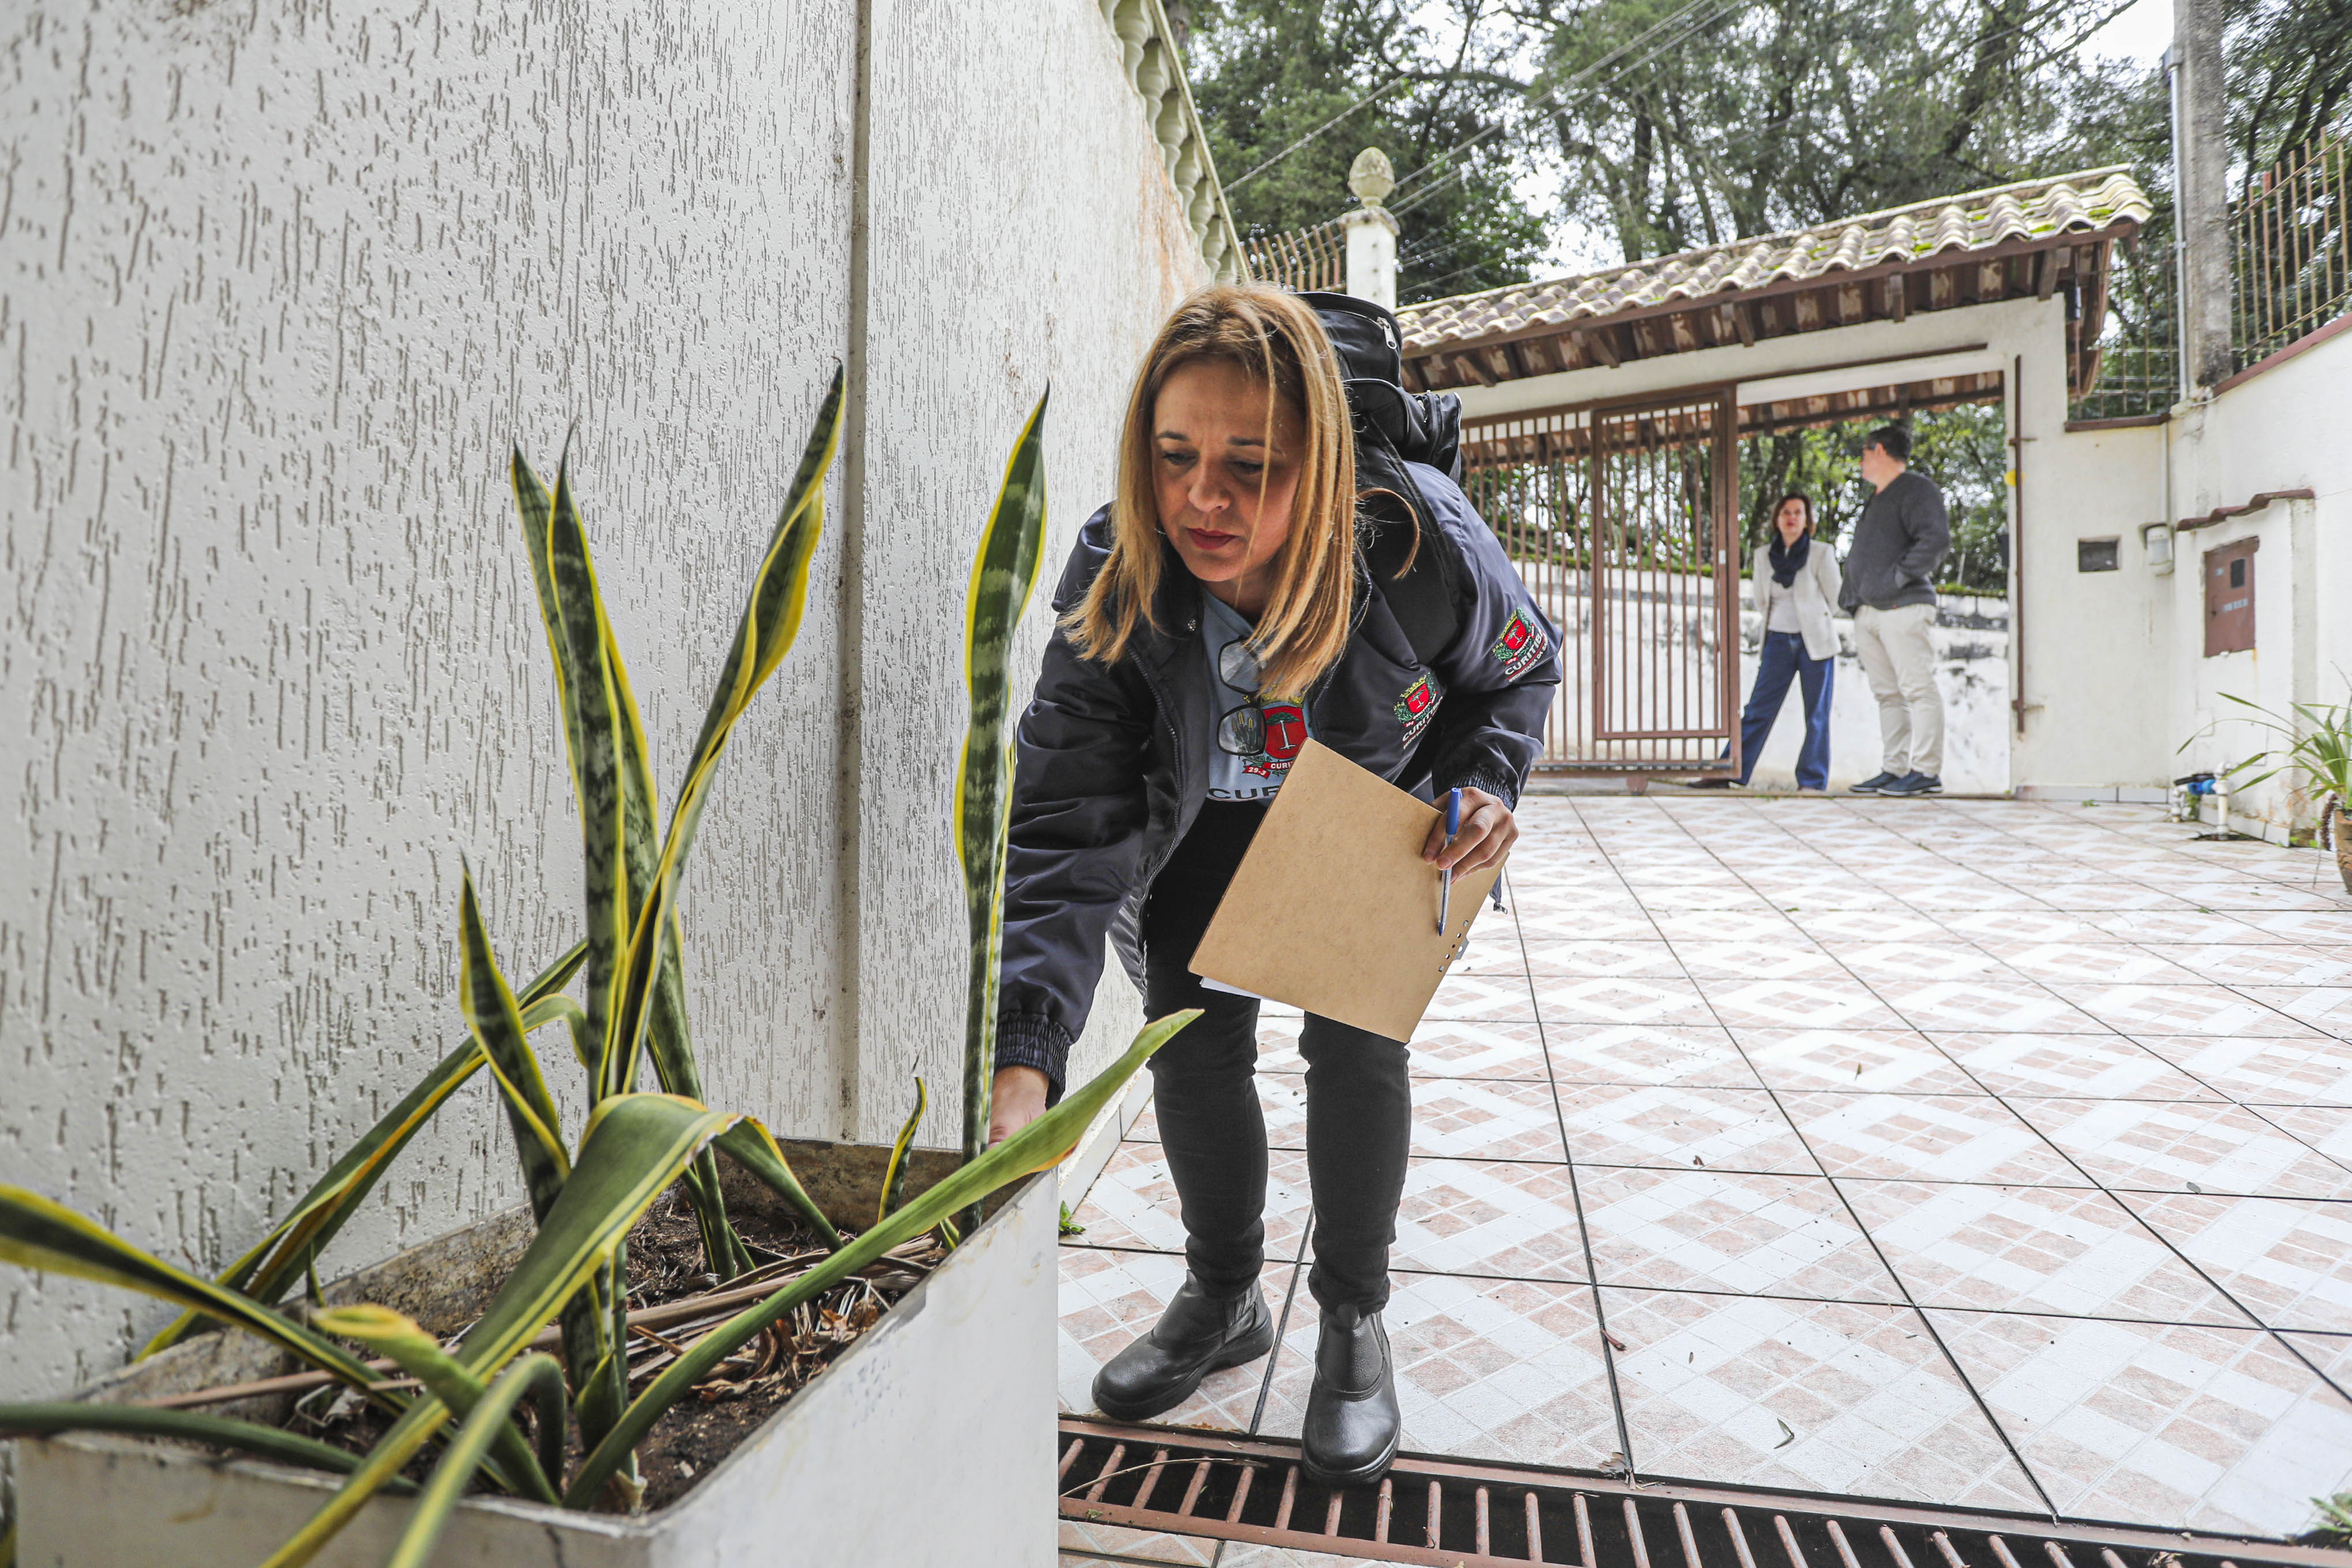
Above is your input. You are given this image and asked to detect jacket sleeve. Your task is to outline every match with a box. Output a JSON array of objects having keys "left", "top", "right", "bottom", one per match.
[
  {"left": 1814, "top": 546, "right": 1845, "bottom": 614},
  {"left": 1412, "top": 466, "right": 1563, "bottom": 809},
  {"left": 994, "top": 528, "right": 1155, "bottom": 1102},
  {"left": 1896, "top": 479, "right": 1950, "bottom": 589}
]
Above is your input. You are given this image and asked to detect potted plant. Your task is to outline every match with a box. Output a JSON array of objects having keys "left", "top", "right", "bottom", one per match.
[
  {"left": 2206, "top": 692, "right": 2352, "bottom": 892},
  {"left": 0, "top": 377, "right": 1192, "bottom": 1567}
]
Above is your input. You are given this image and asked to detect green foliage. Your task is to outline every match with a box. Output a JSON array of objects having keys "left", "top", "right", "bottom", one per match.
[
  {"left": 2203, "top": 692, "right": 2352, "bottom": 806},
  {"left": 1738, "top": 407, "right": 2011, "bottom": 595},
  {"left": 1186, "top": 0, "right": 1548, "bottom": 302},
  {"left": 560, "top": 1008, "right": 1199, "bottom": 1511},
  {"left": 2305, "top": 1490, "right": 2352, "bottom": 1547},
  {"left": 879, "top": 1076, "right": 928, "bottom": 1226},
  {"left": 956, "top": 393, "right": 1051, "bottom": 1173},
  {"left": 0, "top": 382, "right": 1195, "bottom": 1566},
  {"left": 2225, "top": 0, "right": 2352, "bottom": 179}
]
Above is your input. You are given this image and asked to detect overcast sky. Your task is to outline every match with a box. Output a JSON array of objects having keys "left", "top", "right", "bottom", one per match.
[{"left": 1476, "top": 0, "right": 2178, "bottom": 284}]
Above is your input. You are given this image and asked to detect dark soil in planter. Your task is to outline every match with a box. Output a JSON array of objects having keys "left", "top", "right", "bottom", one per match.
[{"left": 286, "top": 1184, "right": 941, "bottom": 1513}]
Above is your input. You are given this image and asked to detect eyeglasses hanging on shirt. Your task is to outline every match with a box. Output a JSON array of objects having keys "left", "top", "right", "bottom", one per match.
[{"left": 1213, "top": 637, "right": 1307, "bottom": 766}]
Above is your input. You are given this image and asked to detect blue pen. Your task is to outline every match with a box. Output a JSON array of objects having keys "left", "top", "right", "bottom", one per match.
[{"left": 1437, "top": 787, "right": 1461, "bottom": 933}]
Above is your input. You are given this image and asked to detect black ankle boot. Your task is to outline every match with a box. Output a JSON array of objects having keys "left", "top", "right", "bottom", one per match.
[
  {"left": 1301, "top": 1303, "right": 1400, "bottom": 1487},
  {"left": 1091, "top": 1274, "right": 1275, "bottom": 1422}
]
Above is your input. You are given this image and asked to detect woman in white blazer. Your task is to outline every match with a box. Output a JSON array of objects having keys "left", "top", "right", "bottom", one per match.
[{"left": 1693, "top": 493, "right": 1843, "bottom": 790}]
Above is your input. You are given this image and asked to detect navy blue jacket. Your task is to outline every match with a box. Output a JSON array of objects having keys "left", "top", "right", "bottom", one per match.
[{"left": 995, "top": 464, "right": 1561, "bottom": 1097}]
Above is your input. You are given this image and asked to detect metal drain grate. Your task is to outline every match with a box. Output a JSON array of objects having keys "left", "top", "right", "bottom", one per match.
[{"left": 1058, "top": 1419, "right": 2349, "bottom": 1568}]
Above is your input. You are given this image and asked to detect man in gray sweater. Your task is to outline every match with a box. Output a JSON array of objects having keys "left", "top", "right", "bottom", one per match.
[{"left": 1839, "top": 426, "right": 1950, "bottom": 796}]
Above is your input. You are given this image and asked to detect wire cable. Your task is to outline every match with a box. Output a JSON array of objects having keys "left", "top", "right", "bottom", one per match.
[
  {"left": 1381, "top": 0, "right": 1751, "bottom": 210},
  {"left": 1225, "top": 74, "right": 1409, "bottom": 191}
]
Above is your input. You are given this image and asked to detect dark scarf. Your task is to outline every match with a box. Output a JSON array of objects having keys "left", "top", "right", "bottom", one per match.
[{"left": 1768, "top": 530, "right": 1811, "bottom": 588}]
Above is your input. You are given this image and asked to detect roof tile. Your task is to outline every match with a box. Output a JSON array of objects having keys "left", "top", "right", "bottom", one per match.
[{"left": 1397, "top": 166, "right": 2151, "bottom": 353}]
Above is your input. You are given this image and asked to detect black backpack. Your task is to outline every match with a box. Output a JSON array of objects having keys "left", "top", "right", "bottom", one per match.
[{"left": 1297, "top": 291, "right": 1466, "bottom": 665}]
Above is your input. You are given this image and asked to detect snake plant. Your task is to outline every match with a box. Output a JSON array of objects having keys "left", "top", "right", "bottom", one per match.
[
  {"left": 0, "top": 378, "right": 1192, "bottom": 1566},
  {"left": 956, "top": 392, "right": 1051, "bottom": 1172}
]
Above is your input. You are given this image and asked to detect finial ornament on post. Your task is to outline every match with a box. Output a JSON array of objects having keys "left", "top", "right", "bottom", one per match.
[
  {"left": 1348, "top": 147, "right": 1396, "bottom": 207},
  {"left": 1342, "top": 147, "right": 1400, "bottom": 310}
]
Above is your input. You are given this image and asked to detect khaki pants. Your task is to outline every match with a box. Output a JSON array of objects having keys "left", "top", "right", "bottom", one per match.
[{"left": 1852, "top": 603, "right": 1944, "bottom": 777}]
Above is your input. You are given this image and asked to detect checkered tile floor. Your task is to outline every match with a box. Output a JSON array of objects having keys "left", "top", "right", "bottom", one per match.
[{"left": 1058, "top": 799, "right": 2352, "bottom": 1565}]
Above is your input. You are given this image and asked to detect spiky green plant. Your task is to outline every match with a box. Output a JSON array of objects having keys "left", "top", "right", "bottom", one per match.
[
  {"left": 0, "top": 378, "right": 1192, "bottom": 1567},
  {"left": 2206, "top": 691, "right": 2352, "bottom": 808},
  {"left": 956, "top": 392, "right": 1051, "bottom": 1176}
]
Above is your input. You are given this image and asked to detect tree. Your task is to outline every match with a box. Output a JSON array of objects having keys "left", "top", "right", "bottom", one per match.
[
  {"left": 1184, "top": 0, "right": 1551, "bottom": 301},
  {"left": 1410, "top": 0, "right": 2157, "bottom": 262},
  {"left": 2227, "top": 0, "right": 2352, "bottom": 179}
]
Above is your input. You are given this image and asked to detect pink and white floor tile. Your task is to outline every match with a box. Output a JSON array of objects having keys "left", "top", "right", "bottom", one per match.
[
  {"left": 1869, "top": 978, "right": 2110, "bottom": 1034},
  {"left": 1554, "top": 1082, "right": 1820, "bottom": 1174},
  {"left": 2114, "top": 1191, "right": 2352, "bottom": 1332},
  {"left": 1775, "top": 1090, "right": 2081, "bottom": 1186},
  {"left": 1395, "top": 1019, "right": 1552, "bottom": 1079},
  {"left": 1837, "top": 1178, "right": 2255, "bottom": 1323},
  {"left": 1601, "top": 1289, "right": 2044, "bottom": 1509},
  {"left": 1575, "top": 1166, "right": 1904, "bottom": 1301},
  {"left": 1832, "top": 941, "right": 2023, "bottom": 983},
  {"left": 1930, "top": 1032, "right": 2225, "bottom": 1101},
  {"left": 2009, "top": 1096, "right": 2352, "bottom": 1198},
  {"left": 2163, "top": 943, "right": 2352, "bottom": 986},
  {"left": 1736, "top": 1027, "right": 1979, "bottom": 1093},
  {"left": 1390, "top": 1157, "right": 1593, "bottom": 1281},
  {"left": 1408, "top": 1078, "right": 1571, "bottom": 1162},
  {"left": 1529, "top": 975, "right": 1721, "bottom": 1028},
  {"left": 1971, "top": 942, "right": 2205, "bottom": 985},
  {"left": 1923, "top": 1308, "right": 2352, "bottom": 1534},
  {"left": 1053, "top": 797, "right": 2352, "bottom": 1551},
  {"left": 1544, "top": 1024, "right": 1764, "bottom": 1088},
  {"left": 1668, "top": 940, "right": 1848, "bottom": 982},
  {"left": 1690, "top": 976, "right": 1913, "bottom": 1031},
  {"left": 2048, "top": 982, "right": 2308, "bottom": 1037}
]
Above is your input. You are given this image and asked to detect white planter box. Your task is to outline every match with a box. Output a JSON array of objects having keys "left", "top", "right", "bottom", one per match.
[{"left": 12, "top": 1149, "right": 1058, "bottom": 1568}]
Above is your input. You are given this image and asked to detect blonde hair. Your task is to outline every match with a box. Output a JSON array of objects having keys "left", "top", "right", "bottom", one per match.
[{"left": 1062, "top": 284, "right": 1357, "bottom": 702}]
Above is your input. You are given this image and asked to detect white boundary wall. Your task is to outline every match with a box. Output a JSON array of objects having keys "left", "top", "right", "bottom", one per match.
[
  {"left": 0, "top": 0, "right": 1188, "bottom": 1398},
  {"left": 2025, "top": 328, "right": 2352, "bottom": 837}
]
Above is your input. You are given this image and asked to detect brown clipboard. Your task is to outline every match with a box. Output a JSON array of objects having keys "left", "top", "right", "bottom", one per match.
[{"left": 1189, "top": 740, "right": 1505, "bottom": 1040}]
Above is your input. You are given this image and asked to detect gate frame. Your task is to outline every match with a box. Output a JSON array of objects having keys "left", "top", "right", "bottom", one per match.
[{"left": 1465, "top": 380, "right": 1743, "bottom": 786}]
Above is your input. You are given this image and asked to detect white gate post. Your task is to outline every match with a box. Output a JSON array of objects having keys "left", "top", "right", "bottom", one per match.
[{"left": 1342, "top": 147, "right": 1400, "bottom": 310}]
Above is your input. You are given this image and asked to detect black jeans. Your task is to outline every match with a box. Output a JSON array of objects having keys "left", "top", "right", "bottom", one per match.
[{"left": 1141, "top": 802, "right": 1413, "bottom": 1315}]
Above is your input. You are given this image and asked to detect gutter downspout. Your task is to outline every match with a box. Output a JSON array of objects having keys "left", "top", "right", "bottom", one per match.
[{"left": 2009, "top": 354, "right": 2032, "bottom": 738}]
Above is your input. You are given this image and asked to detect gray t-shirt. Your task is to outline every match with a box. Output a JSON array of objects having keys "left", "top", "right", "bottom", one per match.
[{"left": 1202, "top": 592, "right": 1310, "bottom": 803}]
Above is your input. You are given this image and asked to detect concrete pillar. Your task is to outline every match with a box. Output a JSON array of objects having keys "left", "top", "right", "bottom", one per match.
[
  {"left": 2175, "top": 0, "right": 2235, "bottom": 388},
  {"left": 1344, "top": 147, "right": 1400, "bottom": 310}
]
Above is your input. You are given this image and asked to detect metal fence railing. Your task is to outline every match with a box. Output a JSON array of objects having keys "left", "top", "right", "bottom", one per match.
[
  {"left": 2234, "top": 126, "right": 2352, "bottom": 368},
  {"left": 1243, "top": 220, "right": 1344, "bottom": 293}
]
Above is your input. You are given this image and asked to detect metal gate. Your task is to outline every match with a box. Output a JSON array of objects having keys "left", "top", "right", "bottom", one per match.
[{"left": 1463, "top": 387, "right": 1740, "bottom": 777}]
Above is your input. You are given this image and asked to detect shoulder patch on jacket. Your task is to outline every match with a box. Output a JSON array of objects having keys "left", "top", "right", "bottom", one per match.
[
  {"left": 1393, "top": 672, "right": 1441, "bottom": 743},
  {"left": 1490, "top": 610, "right": 1549, "bottom": 680}
]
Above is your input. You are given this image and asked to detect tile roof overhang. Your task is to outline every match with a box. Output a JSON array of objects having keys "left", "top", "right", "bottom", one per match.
[{"left": 1396, "top": 167, "right": 2151, "bottom": 402}]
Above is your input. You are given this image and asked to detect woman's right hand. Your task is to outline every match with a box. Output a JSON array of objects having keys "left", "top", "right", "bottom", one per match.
[{"left": 988, "top": 1065, "right": 1051, "bottom": 1146}]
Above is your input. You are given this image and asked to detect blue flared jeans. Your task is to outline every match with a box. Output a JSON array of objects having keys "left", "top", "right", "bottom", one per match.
[{"left": 1738, "top": 630, "right": 1835, "bottom": 789}]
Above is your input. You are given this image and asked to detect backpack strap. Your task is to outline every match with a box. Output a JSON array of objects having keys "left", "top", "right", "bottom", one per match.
[{"left": 1357, "top": 432, "right": 1462, "bottom": 669}]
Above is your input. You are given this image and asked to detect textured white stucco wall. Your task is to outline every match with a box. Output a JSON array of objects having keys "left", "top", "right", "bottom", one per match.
[
  {"left": 1, "top": 0, "right": 1201, "bottom": 1402},
  {"left": 842, "top": 0, "right": 1197, "bottom": 1145},
  {"left": 2164, "top": 329, "right": 2352, "bottom": 837}
]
